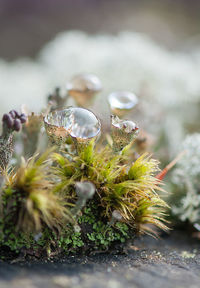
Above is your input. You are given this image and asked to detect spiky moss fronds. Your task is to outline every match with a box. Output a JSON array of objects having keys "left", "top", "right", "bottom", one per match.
[
  {"left": 0, "top": 141, "right": 168, "bottom": 258},
  {"left": 1, "top": 149, "right": 72, "bottom": 234},
  {"left": 52, "top": 141, "right": 168, "bottom": 237},
  {"left": 169, "top": 134, "right": 200, "bottom": 225}
]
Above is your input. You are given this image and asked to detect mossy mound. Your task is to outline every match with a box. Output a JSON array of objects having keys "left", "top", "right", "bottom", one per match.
[{"left": 0, "top": 141, "right": 168, "bottom": 260}]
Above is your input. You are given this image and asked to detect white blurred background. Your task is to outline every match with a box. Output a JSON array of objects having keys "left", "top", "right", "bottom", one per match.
[{"left": 0, "top": 0, "right": 200, "bottom": 158}]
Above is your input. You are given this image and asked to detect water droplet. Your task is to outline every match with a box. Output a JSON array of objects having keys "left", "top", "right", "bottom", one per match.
[
  {"left": 44, "top": 107, "right": 101, "bottom": 146},
  {"left": 111, "top": 115, "right": 139, "bottom": 152},
  {"left": 44, "top": 109, "right": 72, "bottom": 145},
  {"left": 108, "top": 91, "right": 138, "bottom": 116},
  {"left": 68, "top": 107, "right": 101, "bottom": 139},
  {"left": 112, "top": 116, "right": 138, "bottom": 133},
  {"left": 66, "top": 74, "right": 102, "bottom": 107}
]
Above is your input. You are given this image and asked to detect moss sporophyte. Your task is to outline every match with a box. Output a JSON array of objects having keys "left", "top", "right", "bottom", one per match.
[{"left": 0, "top": 78, "right": 170, "bottom": 260}]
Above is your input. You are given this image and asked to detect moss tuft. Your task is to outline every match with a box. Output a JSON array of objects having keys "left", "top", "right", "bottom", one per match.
[{"left": 0, "top": 137, "right": 168, "bottom": 259}]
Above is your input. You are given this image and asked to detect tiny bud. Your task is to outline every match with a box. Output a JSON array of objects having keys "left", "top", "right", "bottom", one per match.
[
  {"left": 15, "top": 111, "right": 20, "bottom": 118},
  {"left": 13, "top": 119, "right": 21, "bottom": 131},
  {"left": 20, "top": 114, "right": 27, "bottom": 123},
  {"left": 2, "top": 114, "right": 9, "bottom": 121},
  {"left": 9, "top": 110, "right": 17, "bottom": 119},
  {"left": 6, "top": 116, "right": 14, "bottom": 129},
  {"left": 3, "top": 114, "right": 14, "bottom": 128}
]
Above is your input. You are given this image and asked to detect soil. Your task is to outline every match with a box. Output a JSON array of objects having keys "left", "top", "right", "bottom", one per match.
[{"left": 0, "top": 230, "right": 199, "bottom": 288}]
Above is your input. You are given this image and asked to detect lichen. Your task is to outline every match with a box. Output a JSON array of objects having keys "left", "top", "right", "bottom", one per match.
[{"left": 170, "top": 133, "right": 200, "bottom": 225}]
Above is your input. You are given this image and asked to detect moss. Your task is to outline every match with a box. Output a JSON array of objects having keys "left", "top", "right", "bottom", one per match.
[
  {"left": 0, "top": 136, "right": 168, "bottom": 259},
  {"left": 78, "top": 205, "right": 131, "bottom": 251},
  {"left": 52, "top": 142, "right": 168, "bottom": 235},
  {"left": 0, "top": 203, "right": 131, "bottom": 257}
]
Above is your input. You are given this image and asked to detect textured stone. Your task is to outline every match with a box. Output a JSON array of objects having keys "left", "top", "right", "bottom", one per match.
[{"left": 0, "top": 231, "right": 199, "bottom": 288}]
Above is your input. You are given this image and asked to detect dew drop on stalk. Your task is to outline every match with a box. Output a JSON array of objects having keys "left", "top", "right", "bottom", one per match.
[
  {"left": 44, "top": 107, "right": 101, "bottom": 149},
  {"left": 111, "top": 115, "right": 139, "bottom": 152},
  {"left": 66, "top": 74, "right": 102, "bottom": 107},
  {"left": 108, "top": 91, "right": 138, "bottom": 117}
]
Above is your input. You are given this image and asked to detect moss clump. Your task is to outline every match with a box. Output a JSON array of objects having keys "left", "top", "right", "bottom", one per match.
[
  {"left": 0, "top": 149, "right": 73, "bottom": 258},
  {"left": 77, "top": 205, "right": 130, "bottom": 252},
  {"left": 0, "top": 137, "right": 168, "bottom": 259},
  {"left": 53, "top": 141, "right": 168, "bottom": 236},
  {"left": 0, "top": 203, "right": 131, "bottom": 258}
]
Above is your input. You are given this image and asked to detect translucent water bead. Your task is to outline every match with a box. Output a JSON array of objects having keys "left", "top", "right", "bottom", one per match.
[
  {"left": 66, "top": 74, "right": 102, "bottom": 107},
  {"left": 67, "top": 107, "right": 101, "bottom": 140},
  {"left": 108, "top": 91, "right": 138, "bottom": 117},
  {"left": 44, "top": 107, "right": 101, "bottom": 147},
  {"left": 111, "top": 115, "right": 139, "bottom": 152}
]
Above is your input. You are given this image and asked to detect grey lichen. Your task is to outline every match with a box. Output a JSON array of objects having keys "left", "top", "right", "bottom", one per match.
[{"left": 170, "top": 133, "right": 200, "bottom": 224}]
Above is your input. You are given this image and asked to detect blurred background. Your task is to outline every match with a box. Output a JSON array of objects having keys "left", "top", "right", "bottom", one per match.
[
  {"left": 1, "top": 0, "right": 200, "bottom": 58},
  {"left": 0, "top": 0, "right": 200, "bottom": 159}
]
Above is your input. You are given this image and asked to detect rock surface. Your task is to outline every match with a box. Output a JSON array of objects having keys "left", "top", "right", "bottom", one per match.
[{"left": 0, "top": 231, "right": 199, "bottom": 288}]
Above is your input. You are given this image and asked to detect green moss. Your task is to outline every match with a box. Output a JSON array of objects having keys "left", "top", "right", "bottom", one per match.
[
  {"left": 0, "top": 139, "right": 168, "bottom": 259},
  {"left": 0, "top": 202, "right": 131, "bottom": 257},
  {"left": 78, "top": 205, "right": 130, "bottom": 251},
  {"left": 51, "top": 203, "right": 131, "bottom": 253},
  {"left": 53, "top": 143, "right": 168, "bottom": 235}
]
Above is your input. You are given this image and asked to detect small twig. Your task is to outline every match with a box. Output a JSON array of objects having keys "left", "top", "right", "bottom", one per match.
[{"left": 156, "top": 150, "right": 187, "bottom": 180}]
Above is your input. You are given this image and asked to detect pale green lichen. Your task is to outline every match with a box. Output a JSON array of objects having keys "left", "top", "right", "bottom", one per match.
[{"left": 170, "top": 133, "right": 200, "bottom": 224}]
